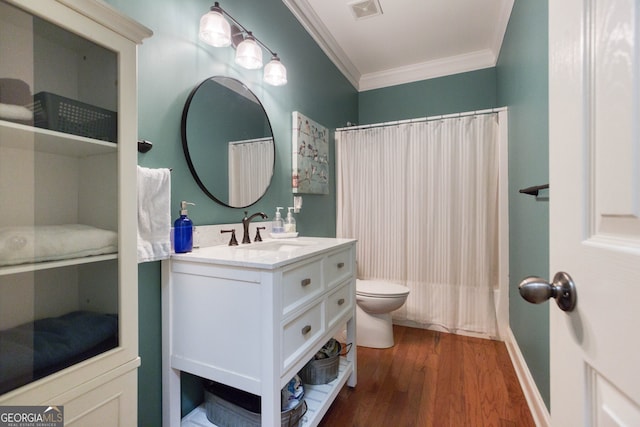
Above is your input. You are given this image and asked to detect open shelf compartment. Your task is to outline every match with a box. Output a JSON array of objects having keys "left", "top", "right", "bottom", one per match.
[
  {"left": 0, "top": 119, "right": 117, "bottom": 157},
  {"left": 181, "top": 357, "right": 354, "bottom": 427}
]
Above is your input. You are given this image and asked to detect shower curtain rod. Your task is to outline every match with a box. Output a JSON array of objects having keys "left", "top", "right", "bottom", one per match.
[
  {"left": 228, "top": 136, "right": 273, "bottom": 145},
  {"left": 335, "top": 106, "right": 507, "bottom": 132}
]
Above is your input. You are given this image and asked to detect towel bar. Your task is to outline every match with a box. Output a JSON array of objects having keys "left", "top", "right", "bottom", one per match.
[{"left": 519, "top": 184, "right": 549, "bottom": 197}]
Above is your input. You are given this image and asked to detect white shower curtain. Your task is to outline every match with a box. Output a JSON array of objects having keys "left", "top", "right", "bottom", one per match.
[
  {"left": 336, "top": 114, "right": 499, "bottom": 338},
  {"left": 228, "top": 138, "right": 274, "bottom": 207}
]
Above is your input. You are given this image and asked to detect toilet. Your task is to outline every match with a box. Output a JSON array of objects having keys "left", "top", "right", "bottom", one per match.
[{"left": 356, "top": 279, "right": 410, "bottom": 348}]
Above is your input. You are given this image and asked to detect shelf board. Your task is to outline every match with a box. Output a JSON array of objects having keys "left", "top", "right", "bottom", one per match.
[
  {"left": 300, "top": 357, "right": 353, "bottom": 427},
  {"left": 180, "top": 358, "right": 353, "bottom": 427},
  {"left": 0, "top": 253, "right": 118, "bottom": 276},
  {"left": 0, "top": 119, "right": 117, "bottom": 157}
]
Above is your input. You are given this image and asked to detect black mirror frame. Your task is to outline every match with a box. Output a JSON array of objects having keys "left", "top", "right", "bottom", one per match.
[{"left": 180, "top": 76, "right": 275, "bottom": 208}]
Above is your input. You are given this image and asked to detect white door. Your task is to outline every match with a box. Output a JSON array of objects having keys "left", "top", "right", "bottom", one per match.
[{"left": 548, "top": 0, "right": 640, "bottom": 425}]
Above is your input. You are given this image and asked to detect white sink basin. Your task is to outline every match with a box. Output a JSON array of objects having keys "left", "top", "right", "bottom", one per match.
[
  {"left": 171, "top": 236, "right": 355, "bottom": 269},
  {"left": 237, "top": 239, "right": 317, "bottom": 252}
]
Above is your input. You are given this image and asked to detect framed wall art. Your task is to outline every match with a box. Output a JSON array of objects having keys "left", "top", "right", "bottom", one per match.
[{"left": 292, "top": 111, "right": 329, "bottom": 194}]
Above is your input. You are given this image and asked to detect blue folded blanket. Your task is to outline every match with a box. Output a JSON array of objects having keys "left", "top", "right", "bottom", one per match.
[{"left": 0, "top": 311, "right": 117, "bottom": 392}]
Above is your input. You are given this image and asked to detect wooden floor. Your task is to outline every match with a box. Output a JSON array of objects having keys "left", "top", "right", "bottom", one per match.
[{"left": 318, "top": 325, "right": 535, "bottom": 427}]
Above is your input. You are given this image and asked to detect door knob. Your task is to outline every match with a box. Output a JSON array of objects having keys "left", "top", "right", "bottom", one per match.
[{"left": 518, "top": 271, "right": 577, "bottom": 312}]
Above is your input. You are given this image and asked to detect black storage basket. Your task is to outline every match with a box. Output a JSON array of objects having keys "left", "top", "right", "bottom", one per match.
[{"left": 32, "top": 91, "right": 117, "bottom": 142}]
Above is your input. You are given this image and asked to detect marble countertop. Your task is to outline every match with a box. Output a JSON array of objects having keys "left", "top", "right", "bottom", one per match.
[{"left": 170, "top": 236, "right": 356, "bottom": 269}]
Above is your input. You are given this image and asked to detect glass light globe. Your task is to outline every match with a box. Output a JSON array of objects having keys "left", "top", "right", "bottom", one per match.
[
  {"left": 235, "top": 34, "right": 263, "bottom": 69},
  {"left": 264, "top": 57, "right": 287, "bottom": 86},
  {"left": 199, "top": 9, "right": 231, "bottom": 47}
]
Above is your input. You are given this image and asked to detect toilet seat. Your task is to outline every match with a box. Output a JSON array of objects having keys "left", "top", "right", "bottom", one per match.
[{"left": 356, "top": 280, "right": 410, "bottom": 298}]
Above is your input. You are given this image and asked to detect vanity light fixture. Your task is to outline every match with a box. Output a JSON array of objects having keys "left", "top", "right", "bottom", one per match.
[
  {"left": 199, "top": 2, "right": 288, "bottom": 86},
  {"left": 235, "top": 32, "right": 262, "bottom": 69},
  {"left": 264, "top": 54, "right": 288, "bottom": 86},
  {"left": 199, "top": 3, "right": 231, "bottom": 47}
]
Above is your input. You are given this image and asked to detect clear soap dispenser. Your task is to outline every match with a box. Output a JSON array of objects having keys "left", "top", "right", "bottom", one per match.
[
  {"left": 174, "top": 201, "right": 195, "bottom": 253},
  {"left": 272, "top": 207, "right": 285, "bottom": 234},
  {"left": 284, "top": 207, "right": 296, "bottom": 233}
]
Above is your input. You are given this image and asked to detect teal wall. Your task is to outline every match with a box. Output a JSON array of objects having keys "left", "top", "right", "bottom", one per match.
[
  {"left": 357, "top": 0, "right": 550, "bottom": 411},
  {"left": 358, "top": 68, "right": 497, "bottom": 123},
  {"left": 103, "top": 0, "right": 358, "bottom": 425},
  {"left": 496, "top": 0, "right": 550, "bottom": 409},
  {"left": 106, "top": 0, "right": 550, "bottom": 423}
]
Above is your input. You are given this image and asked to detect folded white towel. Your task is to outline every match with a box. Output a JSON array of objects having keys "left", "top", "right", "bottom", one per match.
[
  {"left": 0, "top": 103, "right": 32, "bottom": 121},
  {"left": 137, "top": 166, "right": 171, "bottom": 262},
  {"left": 0, "top": 224, "right": 117, "bottom": 266}
]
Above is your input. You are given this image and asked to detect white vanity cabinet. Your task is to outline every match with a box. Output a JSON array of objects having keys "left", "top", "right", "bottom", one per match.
[
  {"left": 0, "top": 0, "right": 151, "bottom": 424},
  {"left": 162, "top": 237, "right": 357, "bottom": 427}
]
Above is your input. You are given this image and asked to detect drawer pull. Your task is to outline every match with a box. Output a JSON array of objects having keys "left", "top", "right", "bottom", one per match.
[
  {"left": 337, "top": 262, "right": 345, "bottom": 269},
  {"left": 301, "top": 278, "right": 312, "bottom": 287},
  {"left": 301, "top": 325, "right": 312, "bottom": 335},
  {"left": 337, "top": 298, "right": 345, "bottom": 305}
]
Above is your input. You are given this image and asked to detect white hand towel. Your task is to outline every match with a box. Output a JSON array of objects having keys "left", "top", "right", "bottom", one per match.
[
  {"left": 0, "top": 102, "right": 32, "bottom": 121},
  {"left": 137, "top": 166, "right": 171, "bottom": 262},
  {"left": 0, "top": 224, "right": 117, "bottom": 266}
]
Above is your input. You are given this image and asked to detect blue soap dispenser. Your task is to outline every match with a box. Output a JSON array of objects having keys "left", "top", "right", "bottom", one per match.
[{"left": 174, "top": 201, "right": 195, "bottom": 253}]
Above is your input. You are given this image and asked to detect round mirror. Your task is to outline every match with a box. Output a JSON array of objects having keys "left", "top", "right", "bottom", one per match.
[{"left": 181, "top": 76, "right": 275, "bottom": 208}]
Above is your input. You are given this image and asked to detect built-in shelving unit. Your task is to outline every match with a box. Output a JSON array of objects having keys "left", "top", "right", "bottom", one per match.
[
  {"left": 0, "top": 0, "right": 151, "bottom": 423},
  {"left": 0, "top": 118, "right": 119, "bottom": 278}
]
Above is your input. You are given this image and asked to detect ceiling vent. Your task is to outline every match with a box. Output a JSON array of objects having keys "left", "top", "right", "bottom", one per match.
[{"left": 348, "top": 0, "right": 383, "bottom": 20}]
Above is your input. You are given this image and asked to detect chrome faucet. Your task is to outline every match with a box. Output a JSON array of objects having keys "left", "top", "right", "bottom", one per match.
[{"left": 242, "top": 211, "right": 268, "bottom": 244}]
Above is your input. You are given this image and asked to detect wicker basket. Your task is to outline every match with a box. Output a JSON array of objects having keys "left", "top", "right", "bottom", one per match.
[
  {"left": 204, "top": 381, "right": 306, "bottom": 427},
  {"left": 32, "top": 91, "right": 117, "bottom": 142}
]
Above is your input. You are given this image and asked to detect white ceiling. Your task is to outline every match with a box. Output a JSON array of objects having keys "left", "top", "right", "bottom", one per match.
[{"left": 282, "top": 0, "right": 514, "bottom": 91}]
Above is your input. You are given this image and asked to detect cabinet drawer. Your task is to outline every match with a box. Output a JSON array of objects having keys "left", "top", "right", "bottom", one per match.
[
  {"left": 282, "top": 302, "right": 324, "bottom": 372},
  {"left": 282, "top": 259, "right": 323, "bottom": 315},
  {"left": 327, "top": 280, "right": 354, "bottom": 330},
  {"left": 324, "top": 248, "right": 353, "bottom": 289}
]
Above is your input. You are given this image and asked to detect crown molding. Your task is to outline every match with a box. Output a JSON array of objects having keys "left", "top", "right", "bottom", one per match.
[
  {"left": 359, "top": 49, "right": 496, "bottom": 92},
  {"left": 282, "top": 0, "right": 360, "bottom": 89},
  {"left": 491, "top": 0, "right": 514, "bottom": 61},
  {"left": 57, "top": 0, "right": 153, "bottom": 43},
  {"left": 282, "top": 0, "right": 511, "bottom": 92}
]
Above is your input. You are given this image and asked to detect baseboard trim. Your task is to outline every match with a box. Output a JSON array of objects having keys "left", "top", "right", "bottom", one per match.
[
  {"left": 505, "top": 327, "right": 551, "bottom": 427},
  {"left": 392, "top": 319, "right": 499, "bottom": 341}
]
